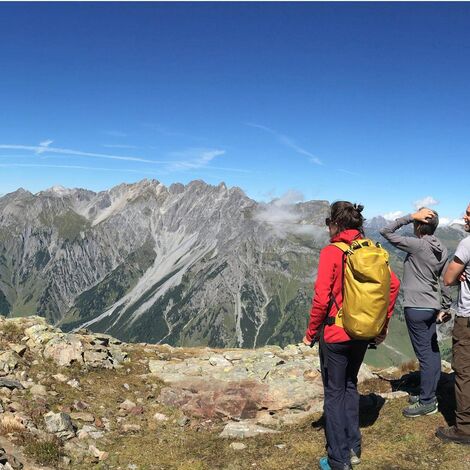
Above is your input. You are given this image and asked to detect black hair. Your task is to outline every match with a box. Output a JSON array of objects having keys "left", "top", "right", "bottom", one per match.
[
  {"left": 330, "top": 201, "right": 365, "bottom": 233},
  {"left": 415, "top": 207, "right": 439, "bottom": 236}
]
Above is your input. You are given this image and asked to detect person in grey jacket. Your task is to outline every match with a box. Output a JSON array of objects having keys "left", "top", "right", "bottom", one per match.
[{"left": 380, "top": 207, "right": 451, "bottom": 418}]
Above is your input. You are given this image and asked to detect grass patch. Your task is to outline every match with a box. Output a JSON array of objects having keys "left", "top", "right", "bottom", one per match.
[
  {"left": 24, "top": 436, "right": 63, "bottom": 467},
  {"left": 0, "top": 320, "right": 23, "bottom": 342}
]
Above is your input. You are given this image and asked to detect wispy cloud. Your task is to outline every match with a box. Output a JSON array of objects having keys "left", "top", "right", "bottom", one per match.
[
  {"left": 0, "top": 163, "right": 158, "bottom": 175},
  {"left": 143, "top": 123, "right": 205, "bottom": 142},
  {"left": 382, "top": 210, "right": 405, "bottom": 220},
  {"left": 102, "top": 144, "right": 140, "bottom": 150},
  {"left": 254, "top": 190, "right": 328, "bottom": 240},
  {"left": 167, "top": 148, "right": 225, "bottom": 170},
  {"left": 339, "top": 168, "right": 361, "bottom": 177},
  {"left": 247, "top": 123, "right": 323, "bottom": 165},
  {"left": 36, "top": 140, "right": 53, "bottom": 154},
  {"left": 103, "top": 130, "right": 128, "bottom": 137},
  {"left": 0, "top": 143, "right": 165, "bottom": 164},
  {"left": 413, "top": 196, "right": 439, "bottom": 209},
  {"left": 0, "top": 143, "right": 248, "bottom": 174}
]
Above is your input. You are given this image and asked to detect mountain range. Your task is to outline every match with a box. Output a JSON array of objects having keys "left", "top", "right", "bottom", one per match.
[{"left": 0, "top": 179, "right": 466, "bottom": 363}]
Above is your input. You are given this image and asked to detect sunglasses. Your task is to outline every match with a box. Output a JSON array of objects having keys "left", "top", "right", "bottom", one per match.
[{"left": 325, "top": 217, "right": 331, "bottom": 226}]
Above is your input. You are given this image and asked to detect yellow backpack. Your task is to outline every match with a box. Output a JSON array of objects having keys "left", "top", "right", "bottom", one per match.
[{"left": 330, "top": 239, "right": 391, "bottom": 340}]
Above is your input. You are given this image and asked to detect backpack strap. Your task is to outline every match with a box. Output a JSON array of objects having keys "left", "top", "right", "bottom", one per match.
[
  {"left": 326, "top": 242, "right": 351, "bottom": 330},
  {"left": 331, "top": 241, "right": 351, "bottom": 253}
]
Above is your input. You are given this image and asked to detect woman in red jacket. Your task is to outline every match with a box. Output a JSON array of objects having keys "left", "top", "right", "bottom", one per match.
[{"left": 303, "top": 201, "right": 400, "bottom": 470}]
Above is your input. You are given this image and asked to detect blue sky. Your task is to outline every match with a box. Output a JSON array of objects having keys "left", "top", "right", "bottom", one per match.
[{"left": 1, "top": 3, "right": 470, "bottom": 222}]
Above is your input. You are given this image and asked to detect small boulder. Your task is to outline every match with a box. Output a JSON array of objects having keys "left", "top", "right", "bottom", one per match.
[
  {"left": 121, "top": 423, "right": 142, "bottom": 433},
  {"left": 230, "top": 442, "right": 247, "bottom": 450},
  {"left": 0, "top": 379, "right": 24, "bottom": 390},
  {"left": 119, "top": 399, "right": 136, "bottom": 412},
  {"left": 30, "top": 384, "right": 48, "bottom": 397},
  {"left": 52, "top": 373, "right": 69, "bottom": 383},
  {"left": 89, "top": 444, "right": 108, "bottom": 461},
  {"left": 0, "top": 351, "right": 21, "bottom": 373},
  {"left": 153, "top": 412, "right": 169, "bottom": 422},
  {"left": 67, "top": 379, "right": 80, "bottom": 389},
  {"left": 177, "top": 416, "right": 190, "bottom": 427},
  {"left": 8, "top": 344, "right": 27, "bottom": 357},
  {"left": 70, "top": 412, "right": 95, "bottom": 423},
  {"left": 220, "top": 421, "right": 280, "bottom": 439},
  {"left": 43, "top": 411, "right": 75, "bottom": 439},
  {"left": 43, "top": 338, "right": 84, "bottom": 367}
]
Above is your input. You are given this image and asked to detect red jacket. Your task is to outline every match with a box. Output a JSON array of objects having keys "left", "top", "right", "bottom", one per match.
[{"left": 305, "top": 229, "right": 400, "bottom": 343}]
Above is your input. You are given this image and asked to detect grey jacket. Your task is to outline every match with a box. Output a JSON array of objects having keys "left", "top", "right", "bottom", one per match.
[{"left": 379, "top": 214, "right": 452, "bottom": 310}]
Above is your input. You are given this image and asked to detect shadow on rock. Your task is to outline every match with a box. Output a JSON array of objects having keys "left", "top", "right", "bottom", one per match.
[{"left": 310, "top": 393, "right": 386, "bottom": 430}]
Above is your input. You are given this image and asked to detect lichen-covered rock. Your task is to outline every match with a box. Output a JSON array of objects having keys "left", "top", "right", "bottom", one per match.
[
  {"left": 0, "top": 352, "right": 21, "bottom": 374},
  {"left": 43, "top": 337, "right": 84, "bottom": 367},
  {"left": 43, "top": 411, "right": 75, "bottom": 439},
  {"left": 0, "top": 379, "right": 24, "bottom": 391},
  {"left": 151, "top": 345, "right": 325, "bottom": 423}
]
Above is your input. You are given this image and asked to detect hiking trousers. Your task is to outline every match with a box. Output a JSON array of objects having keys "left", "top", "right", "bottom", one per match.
[
  {"left": 404, "top": 307, "right": 441, "bottom": 404},
  {"left": 320, "top": 340, "right": 368, "bottom": 470},
  {"left": 453, "top": 316, "right": 470, "bottom": 435}
]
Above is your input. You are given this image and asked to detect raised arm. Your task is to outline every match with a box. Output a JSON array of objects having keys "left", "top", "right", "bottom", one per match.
[{"left": 379, "top": 208, "right": 435, "bottom": 254}]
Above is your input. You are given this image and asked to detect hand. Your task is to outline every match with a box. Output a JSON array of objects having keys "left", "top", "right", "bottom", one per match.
[
  {"left": 411, "top": 208, "right": 435, "bottom": 223},
  {"left": 375, "top": 327, "right": 388, "bottom": 345},
  {"left": 302, "top": 335, "right": 311, "bottom": 346},
  {"left": 436, "top": 311, "right": 452, "bottom": 324},
  {"left": 459, "top": 272, "right": 467, "bottom": 283}
]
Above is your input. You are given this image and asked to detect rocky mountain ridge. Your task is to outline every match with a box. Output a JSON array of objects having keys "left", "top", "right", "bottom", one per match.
[
  {"left": 0, "top": 180, "right": 330, "bottom": 349},
  {"left": 0, "top": 180, "right": 466, "bottom": 363}
]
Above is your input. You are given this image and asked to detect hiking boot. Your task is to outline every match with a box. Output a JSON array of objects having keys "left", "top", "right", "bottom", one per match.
[
  {"left": 319, "top": 457, "right": 331, "bottom": 470},
  {"left": 436, "top": 426, "right": 470, "bottom": 445},
  {"left": 350, "top": 449, "right": 361, "bottom": 466},
  {"left": 408, "top": 394, "right": 419, "bottom": 404},
  {"left": 318, "top": 457, "right": 352, "bottom": 470},
  {"left": 402, "top": 400, "right": 437, "bottom": 418}
]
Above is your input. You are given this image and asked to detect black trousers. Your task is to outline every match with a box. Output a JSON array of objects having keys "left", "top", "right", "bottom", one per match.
[
  {"left": 320, "top": 340, "right": 368, "bottom": 469},
  {"left": 404, "top": 307, "right": 440, "bottom": 404}
]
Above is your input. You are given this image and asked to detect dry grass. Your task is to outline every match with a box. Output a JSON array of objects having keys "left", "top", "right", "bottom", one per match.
[
  {"left": 0, "top": 321, "right": 23, "bottom": 342},
  {"left": 399, "top": 359, "right": 419, "bottom": 374},
  {"left": 0, "top": 414, "right": 27, "bottom": 434},
  {"left": 359, "top": 377, "right": 392, "bottom": 394},
  {"left": 70, "top": 398, "right": 470, "bottom": 470}
]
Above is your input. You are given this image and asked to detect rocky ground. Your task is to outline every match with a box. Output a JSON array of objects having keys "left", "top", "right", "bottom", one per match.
[{"left": 0, "top": 316, "right": 467, "bottom": 470}]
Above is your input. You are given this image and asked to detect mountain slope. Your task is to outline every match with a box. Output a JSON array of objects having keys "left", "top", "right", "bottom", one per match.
[{"left": 0, "top": 180, "right": 329, "bottom": 349}]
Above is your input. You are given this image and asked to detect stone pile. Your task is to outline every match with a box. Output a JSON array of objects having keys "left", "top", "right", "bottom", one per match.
[
  {"left": 0, "top": 315, "right": 130, "bottom": 468},
  {"left": 16, "top": 316, "right": 128, "bottom": 369}
]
